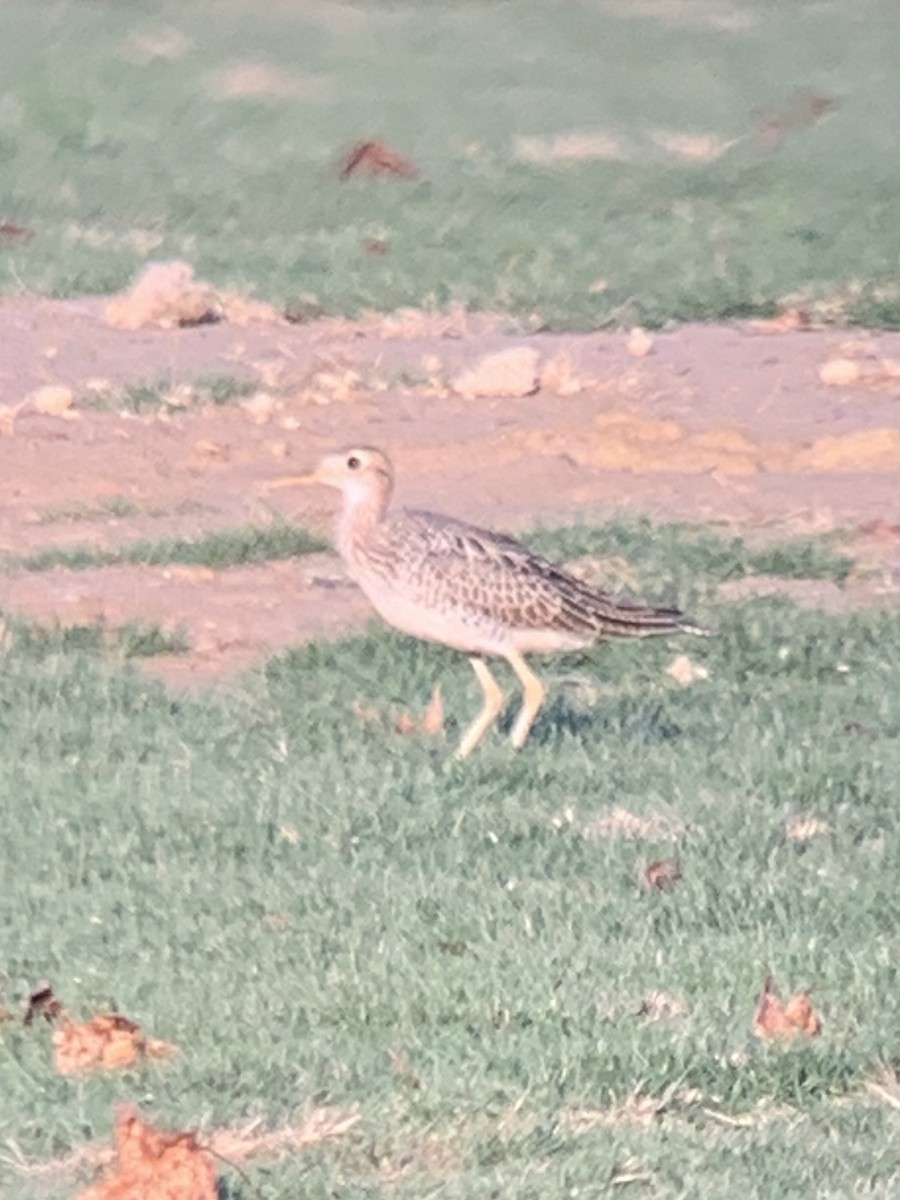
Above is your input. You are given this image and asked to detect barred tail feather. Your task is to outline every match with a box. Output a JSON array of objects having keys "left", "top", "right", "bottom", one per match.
[{"left": 593, "top": 603, "right": 711, "bottom": 640}]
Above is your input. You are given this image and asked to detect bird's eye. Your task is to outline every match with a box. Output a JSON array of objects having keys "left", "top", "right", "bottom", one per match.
[{"left": 346, "top": 455, "right": 361, "bottom": 470}]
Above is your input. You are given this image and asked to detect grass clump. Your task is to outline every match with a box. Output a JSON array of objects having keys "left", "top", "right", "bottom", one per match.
[
  {"left": 527, "top": 519, "right": 854, "bottom": 602},
  {"left": 3, "top": 617, "right": 188, "bottom": 660},
  {"left": 3, "top": 522, "right": 325, "bottom": 574},
  {"left": 82, "top": 375, "right": 258, "bottom": 414}
]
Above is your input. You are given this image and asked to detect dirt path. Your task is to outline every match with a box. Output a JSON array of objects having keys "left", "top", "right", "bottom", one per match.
[{"left": 1, "top": 298, "right": 897, "bottom": 685}]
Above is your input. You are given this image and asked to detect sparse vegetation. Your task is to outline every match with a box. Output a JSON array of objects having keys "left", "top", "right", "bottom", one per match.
[
  {"left": 80, "top": 375, "right": 258, "bottom": 414},
  {"left": 2, "top": 522, "right": 325, "bottom": 574}
]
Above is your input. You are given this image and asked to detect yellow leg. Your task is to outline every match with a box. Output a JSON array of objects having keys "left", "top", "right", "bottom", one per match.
[
  {"left": 456, "top": 658, "right": 506, "bottom": 759},
  {"left": 506, "top": 649, "right": 547, "bottom": 750}
]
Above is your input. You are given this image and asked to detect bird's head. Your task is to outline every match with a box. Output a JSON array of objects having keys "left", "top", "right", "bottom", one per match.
[{"left": 265, "top": 446, "right": 394, "bottom": 507}]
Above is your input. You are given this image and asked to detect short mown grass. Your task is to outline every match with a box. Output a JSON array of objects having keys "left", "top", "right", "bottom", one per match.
[
  {"left": 0, "top": 0, "right": 897, "bottom": 327},
  {"left": 0, "top": 519, "right": 897, "bottom": 1199}
]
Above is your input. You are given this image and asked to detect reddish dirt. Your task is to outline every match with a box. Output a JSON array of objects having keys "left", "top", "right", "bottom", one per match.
[{"left": 1, "top": 297, "right": 897, "bottom": 686}]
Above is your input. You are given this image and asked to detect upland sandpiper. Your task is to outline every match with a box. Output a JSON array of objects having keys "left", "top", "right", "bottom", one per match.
[{"left": 269, "top": 447, "right": 707, "bottom": 757}]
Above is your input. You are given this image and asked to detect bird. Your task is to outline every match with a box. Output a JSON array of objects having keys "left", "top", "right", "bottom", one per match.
[{"left": 268, "top": 446, "right": 708, "bottom": 758}]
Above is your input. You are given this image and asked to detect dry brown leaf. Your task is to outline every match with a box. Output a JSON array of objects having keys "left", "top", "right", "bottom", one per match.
[
  {"left": 642, "top": 857, "right": 683, "bottom": 891},
  {"left": 752, "top": 974, "right": 822, "bottom": 1041},
  {"left": 363, "top": 238, "right": 390, "bottom": 256},
  {"left": 420, "top": 684, "right": 445, "bottom": 735},
  {"left": 78, "top": 1106, "right": 217, "bottom": 1200},
  {"left": 338, "top": 140, "right": 420, "bottom": 179},
  {"left": 0, "top": 221, "right": 34, "bottom": 243},
  {"left": 394, "top": 684, "right": 445, "bottom": 737},
  {"left": 53, "top": 1013, "right": 177, "bottom": 1074},
  {"left": 24, "top": 981, "right": 66, "bottom": 1025}
]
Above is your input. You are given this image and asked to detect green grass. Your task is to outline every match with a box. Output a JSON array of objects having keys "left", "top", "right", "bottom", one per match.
[
  {"left": 528, "top": 519, "right": 855, "bottom": 604},
  {"left": 1, "top": 517, "right": 852, "bottom": 590},
  {"left": 4, "top": 617, "right": 189, "bottom": 660},
  {"left": 81, "top": 374, "right": 258, "bottom": 413},
  {"left": 2, "top": 522, "right": 325, "bottom": 574},
  {"left": 0, "top": 0, "right": 897, "bottom": 327},
  {"left": 35, "top": 496, "right": 141, "bottom": 524},
  {"left": 1, "top": 519, "right": 897, "bottom": 1198}
]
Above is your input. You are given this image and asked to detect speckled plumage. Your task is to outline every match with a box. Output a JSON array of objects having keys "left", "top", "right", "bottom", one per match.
[{"left": 272, "top": 446, "right": 706, "bottom": 757}]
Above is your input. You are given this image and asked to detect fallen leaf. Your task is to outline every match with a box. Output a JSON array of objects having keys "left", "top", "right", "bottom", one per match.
[
  {"left": 642, "top": 857, "right": 683, "bottom": 891},
  {"left": 394, "top": 711, "right": 418, "bottom": 735},
  {"left": 394, "top": 685, "right": 445, "bottom": 737},
  {"left": 626, "top": 327, "right": 654, "bottom": 358},
  {"left": 24, "top": 981, "right": 65, "bottom": 1025},
  {"left": 53, "top": 1013, "right": 177, "bottom": 1074},
  {"left": 338, "top": 140, "right": 420, "bottom": 179},
  {"left": 77, "top": 1106, "right": 217, "bottom": 1200},
  {"left": 665, "top": 654, "right": 709, "bottom": 686},
  {"left": 752, "top": 974, "right": 822, "bottom": 1041},
  {"left": 363, "top": 238, "right": 390, "bottom": 256},
  {"left": 420, "top": 684, "right": 444, "bottom": 735},
  {"left": 0, "top": 221, "right": 34, "bottom": 243}
]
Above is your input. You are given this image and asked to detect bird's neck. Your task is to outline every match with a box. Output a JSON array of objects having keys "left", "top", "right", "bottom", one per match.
[{"left": 335, "top": 480, "right": 391, "bottom": 566}]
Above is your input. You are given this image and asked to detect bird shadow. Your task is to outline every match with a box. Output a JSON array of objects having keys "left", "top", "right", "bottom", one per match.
[{"left": 506, "top": 693, "right": 683, "bottom": 747}]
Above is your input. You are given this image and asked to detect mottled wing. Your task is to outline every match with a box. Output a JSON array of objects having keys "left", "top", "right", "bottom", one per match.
[{"left": 390, "top": 510, "right": 692, "bottom": 639}]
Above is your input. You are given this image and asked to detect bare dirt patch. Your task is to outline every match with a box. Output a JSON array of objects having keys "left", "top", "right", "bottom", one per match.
[{"left": 1, "top": 297, "right": 897, "bottom": 686}]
